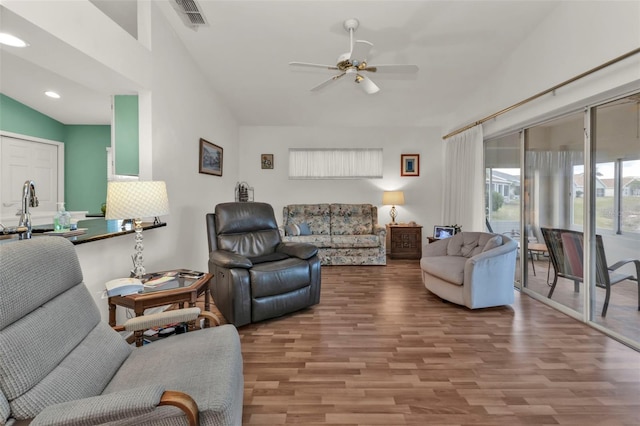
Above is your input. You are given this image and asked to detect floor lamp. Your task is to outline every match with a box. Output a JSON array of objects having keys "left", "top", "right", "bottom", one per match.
[{"left": 105, "top": 181, "right": 169, "bottom": 279}]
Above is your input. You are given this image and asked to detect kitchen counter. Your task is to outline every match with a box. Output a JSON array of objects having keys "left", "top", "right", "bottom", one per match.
[{"left": 1, "top": 218, "right": 166, "bottom": 245}]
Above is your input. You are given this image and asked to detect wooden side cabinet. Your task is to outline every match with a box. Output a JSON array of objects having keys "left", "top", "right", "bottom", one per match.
[{"left": 387, "top": 224, "right": 423, "bottom": 259}]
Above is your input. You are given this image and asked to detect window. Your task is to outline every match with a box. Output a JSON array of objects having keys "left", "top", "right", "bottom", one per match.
[{"left": 288, "top": 148, "right": 383, "bottom": 179}]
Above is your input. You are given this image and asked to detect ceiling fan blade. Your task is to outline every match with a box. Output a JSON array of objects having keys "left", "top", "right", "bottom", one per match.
[
  {"left": 311, "top": 73, "right": 346, "bottom": 91},
  {"left": 356, "top": 74, "right": 380, "bottom": 95},
  {"left": 363, "top": 64, "right": 419, "bottom": 73},
  {"left": 350, "top": 40, "right": 373, "bottom": 62},
  {"left": 289, "top": 62, "right": 339, "bottom": 71}
]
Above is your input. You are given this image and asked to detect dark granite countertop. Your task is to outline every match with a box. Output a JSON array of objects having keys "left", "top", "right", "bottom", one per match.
[{"left": 1, "top": 218, "right": 166, "bottom": 245}]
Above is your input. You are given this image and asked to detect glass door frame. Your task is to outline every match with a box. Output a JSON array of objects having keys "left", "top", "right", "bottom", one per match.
[{"left": 509, "top": 98, "right": 639, "bottom": 351}]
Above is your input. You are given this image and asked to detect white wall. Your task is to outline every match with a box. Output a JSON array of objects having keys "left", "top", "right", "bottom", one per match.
[
  {"left": 144, "top": 3, "right": 239, "bottom": 277},
  {"left": 238, "top": 126, "right": 443, "bottom": 232},
  {"left": 446, "top": 0, "right": 640, "bottom": 138},
  {"left": 35, "top": 2, "right": 240, "bottom": 322}
]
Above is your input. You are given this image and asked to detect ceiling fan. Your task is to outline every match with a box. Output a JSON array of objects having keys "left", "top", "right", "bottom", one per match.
[{"left": 289, "top": 18, "right": 419, "bottom": 95}]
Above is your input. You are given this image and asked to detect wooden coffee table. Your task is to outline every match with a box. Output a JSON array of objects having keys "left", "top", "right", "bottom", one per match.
[{"left": 108, "top": 270, "right": 213, "bottom": 346}]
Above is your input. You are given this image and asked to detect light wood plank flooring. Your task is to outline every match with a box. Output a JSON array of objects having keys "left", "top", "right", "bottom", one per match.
[{"left": 207, "top": 258, "right": 640, "bottom": 425}]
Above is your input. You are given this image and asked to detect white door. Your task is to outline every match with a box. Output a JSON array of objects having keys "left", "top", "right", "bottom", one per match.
[{"left": 1, "top": 135, "right": 59, "bottom": 219}]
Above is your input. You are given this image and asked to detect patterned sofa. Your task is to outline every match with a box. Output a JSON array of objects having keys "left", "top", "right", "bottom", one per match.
[{"left": 281, "top": 203, "right": 386, "bottom": 265}]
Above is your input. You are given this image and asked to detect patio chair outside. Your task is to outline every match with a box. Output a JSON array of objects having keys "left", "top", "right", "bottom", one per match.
[{"left": 541, "top": 227, "right": 640, "bottom": 317}]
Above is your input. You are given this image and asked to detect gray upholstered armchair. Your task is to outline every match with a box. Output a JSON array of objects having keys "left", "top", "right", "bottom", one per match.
[
  {"left": 206, "top": 202, "right": 321, "bottom": 327},
  {"left": 0, "top": 237, "right": 243, "bottom": 425},
  {"left": 420, "top": 231, "right": 518, "bottom": 309}
]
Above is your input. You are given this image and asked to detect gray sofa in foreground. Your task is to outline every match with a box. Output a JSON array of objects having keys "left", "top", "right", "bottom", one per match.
[
  {"left": 0, "top": 238, "right": 243, "bottom": 425},
  {"left": 420, "top": 231, "right": 518, "bottom": 309}
]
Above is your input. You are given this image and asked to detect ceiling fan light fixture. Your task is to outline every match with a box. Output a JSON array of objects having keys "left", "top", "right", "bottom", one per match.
[{"left": 289, "top": 18, "right": 418, "bottom": 95}]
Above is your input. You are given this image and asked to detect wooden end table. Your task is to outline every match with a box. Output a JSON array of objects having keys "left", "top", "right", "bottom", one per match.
[
  {"left": 387, "top": 224, "right": 423, "bottom": 259},
  {"left": 108, "top": 270, "right": 213, "bottom": 346}
]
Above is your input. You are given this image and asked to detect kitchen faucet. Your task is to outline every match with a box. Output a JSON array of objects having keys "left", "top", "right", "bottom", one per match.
[{"left": 17, "top": 180, "right": 38, "bottom": 239}]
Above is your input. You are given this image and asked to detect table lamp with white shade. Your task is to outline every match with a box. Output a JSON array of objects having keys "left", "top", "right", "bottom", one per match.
[
  {"left": 382, "top": 190, "right": 405, "bottom": 225},
  {"left": 105, "top": 181, "right": 169, "bottom": 279}
]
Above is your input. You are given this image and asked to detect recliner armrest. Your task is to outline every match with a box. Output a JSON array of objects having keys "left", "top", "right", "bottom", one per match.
[
  {"left": 276, "top": 242, "right": 319, "bottom": 260},
  {"left": 31, "top": 386, "right": 174, "bottom": 425},
  {"left": 209, "top": 250, "right": 253, "bottom": 269}
]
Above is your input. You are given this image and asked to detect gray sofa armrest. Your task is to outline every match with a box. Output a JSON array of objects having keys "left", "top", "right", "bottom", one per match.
[
  {"left": 277, "top": 242, "right": 319, "bottom": 260},
  {"left": 209, "top": 250, "right": 252, "bottom": 269},
  {"left": 463, "top": 238, "right": 518, "bottom": 308},
  {"left": 31, "top": 386, "right": 165, "bottom": 425}
]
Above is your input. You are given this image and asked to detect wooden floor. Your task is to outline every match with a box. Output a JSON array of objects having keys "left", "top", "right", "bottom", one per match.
[
  {"left": 208, "top": 258, "right": 640, "bottom": 425},
  {"left": 520, "top": 255, "right": 640, "bottom": 343}
]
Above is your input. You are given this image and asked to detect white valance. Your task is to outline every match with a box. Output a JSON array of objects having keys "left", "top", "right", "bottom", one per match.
[{"left": 289, "top": 148, "right": 383, "bottom": 179}]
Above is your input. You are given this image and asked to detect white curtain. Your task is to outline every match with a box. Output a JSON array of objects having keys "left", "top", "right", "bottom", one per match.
[
  {"left": 442, "top": 125, "right": 485, "bottom": 231},
  {"left": 526, "top": 150, "right": 584, "bottom": 228},
  {"left": 289, "top": 148, "right": 383, "bottom": 179}
]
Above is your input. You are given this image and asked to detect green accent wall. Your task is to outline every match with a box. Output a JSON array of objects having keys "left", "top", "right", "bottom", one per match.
[
  {"left": 114, "top": 95, "right": 139, "bottom": 175},
  {"left": 1, "top": 93, "right": 110, "bottom": 214},
  {"left": 64, "top": 125, "right": 111, "bottom": 213},
  {"left": 0, "top": 93, "right": 65, "bottom": 141}
]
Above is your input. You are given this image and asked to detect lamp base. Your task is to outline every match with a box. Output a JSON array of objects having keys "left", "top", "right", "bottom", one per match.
[
  {"left": 389, "top": 206, "right": 398, "bottom": 225},
  {"left": 131, "top": 218, "right": 145, "bottom": 279}
]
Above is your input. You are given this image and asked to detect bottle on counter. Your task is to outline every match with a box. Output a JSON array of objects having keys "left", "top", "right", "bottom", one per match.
[{"left": 53, "top": 202, "right": 71, "bottom": 231}]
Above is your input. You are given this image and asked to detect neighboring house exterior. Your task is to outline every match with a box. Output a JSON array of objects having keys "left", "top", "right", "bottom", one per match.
[
  {"left": 486, "top": 170, "right": 520, "bottom": 203},
  {"left": 595, "top": 176, "right": 640, "bottom": 197},
  {"left": 574, "top": 173, "right": 607, "bottom": 197}
]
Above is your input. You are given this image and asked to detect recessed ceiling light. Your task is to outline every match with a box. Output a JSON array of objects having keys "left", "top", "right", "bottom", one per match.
[
  {"left": 0, "top": 33, "right": 28, "bottom": 47},
  {"left": 45, "top": 91, "right": 61, "bottom": 99}
]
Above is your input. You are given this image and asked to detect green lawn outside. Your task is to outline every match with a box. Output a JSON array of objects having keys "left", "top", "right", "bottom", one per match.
[
  {"left": 574, "top": 196, "right": 640, "bottom": 231},
  {"left": 489, "top": 196, "right": 640, "bottom": 231},
  {"left": 490, "top": 202, "right": 519, "bottom": 221}
]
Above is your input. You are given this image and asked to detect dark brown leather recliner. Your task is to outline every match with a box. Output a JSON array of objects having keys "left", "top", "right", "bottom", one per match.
[{"left": 206, "top": 202, "right": 321, "bottom": 327}]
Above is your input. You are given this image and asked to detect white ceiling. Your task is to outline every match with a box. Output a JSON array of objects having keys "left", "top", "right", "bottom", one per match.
[{"left": 0, "top": 1, "right": 561, "bottom": 127}]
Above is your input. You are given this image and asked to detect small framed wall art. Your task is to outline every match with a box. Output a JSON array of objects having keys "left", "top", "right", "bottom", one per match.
[
  {"left": 401, "top": 154, "right": 420, "bottom": 177},
  {"left": 261, "top": 154, "right": 274, "bottom": 169},
  {"left": 199, "top": 138, "right": 223, "bottom": 176}
]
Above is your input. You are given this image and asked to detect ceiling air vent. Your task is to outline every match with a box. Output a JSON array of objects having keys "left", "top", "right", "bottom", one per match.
[{"left": 171, "top": 0, "right": 209, "bottom": 30}]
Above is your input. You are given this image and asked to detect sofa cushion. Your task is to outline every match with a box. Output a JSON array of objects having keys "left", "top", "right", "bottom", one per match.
[
  {"left": 482, "top": 235, "right": 503, "bottom": 252},
  {"left": 330, "top": 204, "right": 373, "bottom": 235},
  {"left": 284, "top": 204, "right": 330, "bottom": 235},
  {"left": 330, "top": 234, "right": 380, "bottom": 249},
  {"left": 282, "top": 234, "right": 332, "bottom": 248},
  {"left": 420, "top": 256, "right": 468, "bottom": 285}
]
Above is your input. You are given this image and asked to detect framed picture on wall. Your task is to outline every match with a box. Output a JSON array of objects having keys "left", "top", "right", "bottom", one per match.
[
  {"left": 199, "top": 138, "right": 223, "bottom": 176},
  {"left": 261, "top": 154, "right": 274, "bottom": 169},
  {"left": 401, "top": 154, "right": 420, "bottom": 176}
]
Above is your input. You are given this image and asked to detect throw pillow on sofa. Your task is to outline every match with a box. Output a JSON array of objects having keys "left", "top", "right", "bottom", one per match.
[{"left": 285, "top": 222, "right": 312, "bottom": 236}]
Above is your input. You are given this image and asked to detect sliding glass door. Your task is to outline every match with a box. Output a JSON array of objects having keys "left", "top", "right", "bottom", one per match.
[
  {"left": 590, "top": 96, "right": 640, "bottom": 343},
  {"left": 485, "top": 133, "right": 521, "bottom": 284},
  {"left": 523, "top": 111, "right": 585, "bottom": 314},
  {"left": 485, "top": 93, "right": 640, "bottom": 348}
]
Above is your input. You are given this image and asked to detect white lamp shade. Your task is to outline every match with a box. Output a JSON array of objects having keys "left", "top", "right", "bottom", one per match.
[
  {"left": 105, "top": 181, "right": 169, "bottom": 220},
  {"left": 382, "top": 191, "right": 405, "bottom": 206}
]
